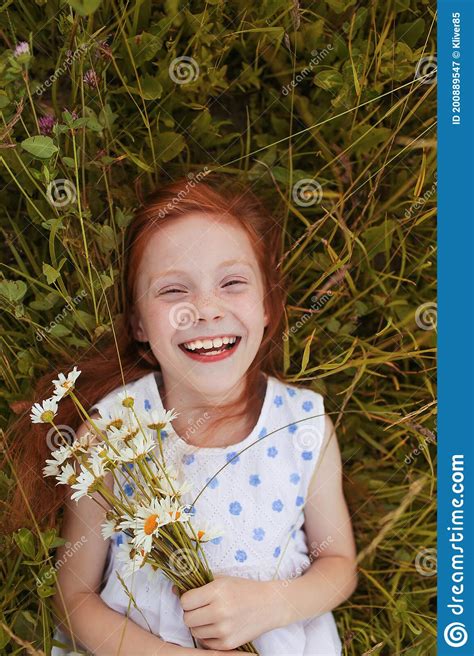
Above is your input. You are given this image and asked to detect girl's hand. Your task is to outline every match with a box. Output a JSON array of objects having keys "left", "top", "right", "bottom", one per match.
[{"left": 172, "top": 575, "right": 276, "bottom": 651}]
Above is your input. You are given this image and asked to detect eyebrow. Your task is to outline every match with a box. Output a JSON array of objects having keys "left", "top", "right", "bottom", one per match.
[{"left": 149, "top": 259, "right": 254, "bottom": 281}]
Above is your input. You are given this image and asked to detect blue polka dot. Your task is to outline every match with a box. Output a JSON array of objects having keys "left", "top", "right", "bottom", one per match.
[
  {"left": 288, "top": 423, "right": 297, "bottom": 433},
  {"left": 124, "top": 483, "right": 135, "bottom": 497},
  {"left": 145, "top": 456, "right": 152, "bottom": 462},
  {"left": 267, "top": 446, "right": 278, "bottom": 458},
  {"left": 210, "top": 535, "right": 223, "bottom": 545},
  {"left": 291, "top": 529, "right": 297, "bottom": 539},
  {"left": 206, "top": 476, "right": 219, "bottom": 489},
  {"left": 272, "top": 499, "right": 284, "bottom": 512},
  {"left": 182, "top": 453, "right": 195, "bottom": 465},
  {"left": 226, "top": 451, "right": 240, "bottom": 465},
  {"left": 229, "top": 501, "right": 242, "bottom": 515},
  {"left": 121, "top": 462, "right": 134, "bottom": 471},
  {"left": 273, "top": 546, "right": 281, "bottom": 558},
  {"left": 235, "top": 549, "right": 247, "bottom": 562},
  {"left": 302, "top": 400, "right": 314, "bottom": 412},
  {"left": 162, "top": 430, "right": 168, "bottom": 438},
  {"left": 290, "top": 472, "right": 300, "bottom": 484},
  {"left": 296, "top": 496, "right": 304, "bottom": 506},
  {"left": 258, "top": 427, "right": 267, "bottom": 440},
  {"left": 116, "top": 533, "right": 124, "bottom": 546},
  {"left": 252, "top": 527, "right": 265, "bottom": 541},
  {"left": 302, "top": 451, "right": 313, "bottom": 461},
  {"left": 273, "top": 395, "right": 283, "bottom": 407},
  {"left": 184, "top": 505, "right": 196, "bottom": 517},
  {"left": 286, "top": 387, "right": 297, "bottom": 397},
  {"left": 144, "top": 399, "right": 151, "bottom": 411},
  {"left": 249, "top": 474, "right": 261, "bottom": 486}
]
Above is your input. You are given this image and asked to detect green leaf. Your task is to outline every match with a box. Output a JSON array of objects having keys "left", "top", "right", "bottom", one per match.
[
  {"left": 21, "top": 136, "right": 58, "bottom": 160},
  {"left": 361, "top": 220, "right": 396, "bottom": 259},
  {"left": 42, "top": 263, "right": 61, "bottom": 284},
  {"left": 126, "top": 33, "right": 162, "bottom": 67},
  {"left": 0, "top": 279, "right": 27, "bottom": 303},
  {"left": 14, "top": 528, "right": 36, "bottom": 559},
  {"left": 156, "top": 131, "right": 186, "bottom": 162},
  {"left": 97, "top": 224, "right": 116, "bottom": 253},
  {"left": 48, "top": 323, "right": 71, "bottom": 337},
  {"left": 313, "top": 69, "right": 344, "bottom": 91},
  {"left": 67, "top": 0, "right": 101, "bottom": 16}
]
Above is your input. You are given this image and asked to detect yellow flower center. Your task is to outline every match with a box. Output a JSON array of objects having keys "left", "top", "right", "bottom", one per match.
[
  {"left": 122, "top": 396, "right": 134, "bottom": 408},
  {"left": 144, "top": 514, "right": 158, "bottom": 535},
  {"left": 41, "top": 410, "right": 55, "bottom": 423},
  {"left": 148, "top": 422, "right": 166, "bottom": 431}
]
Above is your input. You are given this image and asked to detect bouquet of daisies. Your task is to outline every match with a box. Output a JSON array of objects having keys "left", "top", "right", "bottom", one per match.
[{"left": 32, "top": 367, "right": 259, "bottom": 654}]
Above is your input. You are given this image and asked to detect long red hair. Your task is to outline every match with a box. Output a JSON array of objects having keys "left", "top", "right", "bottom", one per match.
[{"left": 2, "top": 173, "right": 290, "bottom": 535}]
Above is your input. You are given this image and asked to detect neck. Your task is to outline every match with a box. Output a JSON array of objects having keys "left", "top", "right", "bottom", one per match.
[{"left": 157, "top": 371, "right": 266, "bottom": 448}]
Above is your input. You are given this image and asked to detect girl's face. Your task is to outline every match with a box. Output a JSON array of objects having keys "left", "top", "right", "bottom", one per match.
[{"left": 131, "top": 212, "right": 269, "bottom": 399}]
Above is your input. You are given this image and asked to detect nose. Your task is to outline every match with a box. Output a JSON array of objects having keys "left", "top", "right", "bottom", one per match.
[{"left": 194, "top": 291, "right": 225, "bottom": 323}]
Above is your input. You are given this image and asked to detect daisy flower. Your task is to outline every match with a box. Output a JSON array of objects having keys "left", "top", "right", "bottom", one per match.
[
  {"left": 118, "top": 497, "right": 168, "bottom": 553},
  {"left": 184, "top": 519, "right": 225, "bottom": 543},
  {"left": 56, "top": 462, "right": 77, "bottom": 486},
  {"left": 101, "top": 514, "right": 122, "bottom": 540},
  {"left": 138, "top": 408, "right": 179, "bottom": 432},
  {"left": 70, "top": 451, "right": 107, "bottom": 502},
  {"left": 94, "top": 406, "right": 136, "bottom": 436},
  {"left": 116, "top": 390, "right": 136, "bottom": 409},
  {"left": 43, "top": 445, "right": 71, "bottom": 478},
  {"left": 159, "top": 495, "right": 192, "bottom": 525},
  {"left": 113, "top": 432, "right": 156, "bottom": 464},
  {"left": 154, "top": 464, "right": 193, "bottom": 498},
  {"left": 115, "top": 539, "right": 151, "bottom": 579},
  {"left": 30, "top": 396, "right": 58, "bottom": 424},
  {"left": 51, "top": 366, "right": 81, "bottom": 402}
]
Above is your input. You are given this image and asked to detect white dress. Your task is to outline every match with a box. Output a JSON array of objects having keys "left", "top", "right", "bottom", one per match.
[{"left": 52, "top": 371, "right": 342, "bottom": 656}]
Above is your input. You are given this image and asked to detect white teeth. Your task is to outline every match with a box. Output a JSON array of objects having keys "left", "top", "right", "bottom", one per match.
[{"left": 182, "top": 335, "right": 238, "bottom": 351}]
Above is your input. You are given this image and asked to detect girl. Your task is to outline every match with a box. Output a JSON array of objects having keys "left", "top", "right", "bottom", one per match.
[{"left": 6, "top": 176, "right": 357, "bottom": 655}]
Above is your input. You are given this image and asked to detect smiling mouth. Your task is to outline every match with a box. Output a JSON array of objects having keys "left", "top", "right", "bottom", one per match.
[{"left": 178, "top": 336, "right": 242, "bottom": 357}]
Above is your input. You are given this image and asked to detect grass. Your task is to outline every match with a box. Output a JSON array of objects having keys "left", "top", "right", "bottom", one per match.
[{"left": 0, "top": 1, "right": 436, "bottom": 654}]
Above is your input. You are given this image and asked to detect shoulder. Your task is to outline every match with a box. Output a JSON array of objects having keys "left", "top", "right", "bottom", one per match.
[
  {"left": 88, "top": 371, "right": 155, "bottom": 417},
  {"left": 269, "top": 376, "right": 326, "bottom": 422}
]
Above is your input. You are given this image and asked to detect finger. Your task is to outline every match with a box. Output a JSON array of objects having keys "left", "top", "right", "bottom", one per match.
[
  {"left": 189, "top": 622, "right": 218, "bottom": 639},
  {"left": 180, "top": 581, "right": 215, "bottom": 611},
  {"left": 183, "top": 604, "right": 214, "bottom": 628}
]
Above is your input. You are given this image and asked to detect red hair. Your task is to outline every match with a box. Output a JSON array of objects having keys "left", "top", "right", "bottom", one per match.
[{"left": 2, "top": 173, "right": 289, "bottom": 535}]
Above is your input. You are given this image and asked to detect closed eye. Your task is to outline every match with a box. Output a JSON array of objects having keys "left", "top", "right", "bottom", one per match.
[{"left": 223, "top": 280, "right": 246, "bottom": 287}]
